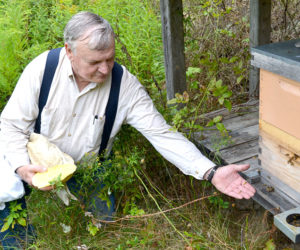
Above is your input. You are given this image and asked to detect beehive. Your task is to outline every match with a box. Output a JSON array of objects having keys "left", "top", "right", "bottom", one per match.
[{"left": 252, "top": 39, "right": 300, "bottom": 203}]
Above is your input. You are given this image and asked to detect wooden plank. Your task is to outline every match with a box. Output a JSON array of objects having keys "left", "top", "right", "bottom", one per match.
[
  {"left": 218, "top": 139, "right": 258, "bottom": 164},
  {"left": 194, "top": 110, "right": 259, "bottom": 141},
  {"left": 200, "top": 124, "right": 258, "bottom": 152},
  {"left": 191, "top": 101, "right": 300, "bottom": 215},
  {"left": 249, "top": 0, "right": 271, "bottom": 97},
  {"left": 160, "top": 0, "right": 186, "bottom": 100},
  {"left": 250, "top": 0, "right": 272, "bottom": 47},
  {"left": 252, "top": 175, "right": 300, "bottom": 213},
  {"left": 198, "top": 99, "right": 259, "bottom": 122},
  {"left": 222, "top": 111, "right": 259, "bottom": 132},
  {"left": 260, "top": 119, "right": 300, "bottom": 155},
  {"left": 259, "top": 135, "right": 300, "bottom": 202},
  {"left": 192, "top": 101, "right": 259, "bottom": 167},
  {"left": 235, "top": 154, "right": 259, "bottom": 167},
  {"left": 251, "top": 39, "right": 300, "bottom": 83}
]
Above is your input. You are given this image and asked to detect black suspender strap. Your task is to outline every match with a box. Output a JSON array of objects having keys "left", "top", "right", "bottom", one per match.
[
  {"left": 34, "top": 47, "right": 62, "bottom": 133},
  {"left": 34, "top": 48, "right": 123, "bottom": 156},
  {"left": 98, "top": 62, "right": 123, "bottom": 156}
]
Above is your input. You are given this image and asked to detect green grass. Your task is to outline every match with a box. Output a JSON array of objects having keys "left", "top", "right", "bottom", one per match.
[{"left": 26, "top": 178, "right": 271, "bottom": 249}]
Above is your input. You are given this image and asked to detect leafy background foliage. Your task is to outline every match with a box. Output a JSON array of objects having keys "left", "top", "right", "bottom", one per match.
[{"left": 0, "top": 0, "right": 164, "bottom": 111}]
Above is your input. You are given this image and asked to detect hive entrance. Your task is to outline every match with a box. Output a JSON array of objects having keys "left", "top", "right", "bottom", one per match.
[{"left": 286, "top": 213, "right": 300, "bottom": 227}]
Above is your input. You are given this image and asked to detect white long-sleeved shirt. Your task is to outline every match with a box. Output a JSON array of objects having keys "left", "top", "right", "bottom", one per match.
[{"left": 0, "top": 48, "right": 215, "bottom": 180}]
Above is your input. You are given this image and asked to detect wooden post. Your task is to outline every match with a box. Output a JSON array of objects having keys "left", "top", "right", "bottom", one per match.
[
  {"left": 249, "top": 0, "right": 271, "bottom": 97},
  {"left": 160, "top": 0, "right": 187, "bottom": 100}
]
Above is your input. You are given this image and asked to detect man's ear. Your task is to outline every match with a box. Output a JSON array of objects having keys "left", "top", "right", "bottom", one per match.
[{"left": 65, "top": 43, "right": 73, "bottom": 61}]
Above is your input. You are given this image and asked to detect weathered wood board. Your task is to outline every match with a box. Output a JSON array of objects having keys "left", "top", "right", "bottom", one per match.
[
  {"left": 260, "top": 119, "right": 300, "bottom": 156},
  {"left": 193, "top": 99, "right": 260, "bottom": 173},
  {"left": 251, "top": 174, "right": 299, "bottom": 212},
  {"left": 249, "top": 0, "right": 271, "bottom": 96},
  {"left": 259, "top": 123, "right": 300, "bottom": 203},
  {"left": 191, "top": 99, "right": 300, "bottom": 213},
  {"left": 160, "top": 0, "right": 186, "bottom": 100}
]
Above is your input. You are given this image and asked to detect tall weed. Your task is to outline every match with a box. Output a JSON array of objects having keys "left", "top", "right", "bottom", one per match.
[{"left": 0, "top": 0, "right": 29, "bottom": 109}]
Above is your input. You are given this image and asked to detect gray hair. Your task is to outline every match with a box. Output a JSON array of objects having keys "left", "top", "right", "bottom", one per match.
[{"left": 64, "top": 11, "right": 115, "bottom": 52}]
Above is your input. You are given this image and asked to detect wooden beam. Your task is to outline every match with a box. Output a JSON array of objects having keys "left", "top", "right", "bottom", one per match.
[
  {"left": 160, "top": 0, "right": 187, "bottom": 100},
  {"left": 249, "top": 0, "right": 271, "bottom": 97}
]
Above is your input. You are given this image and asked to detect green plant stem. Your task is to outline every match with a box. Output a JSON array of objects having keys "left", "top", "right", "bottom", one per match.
[
  {"left": 133, "top": 167, "right": 191, "bottom": 246},
  {"left": 140, "top": 167, "right": 192, "bottom": 223},
  {"left": 188, "top": 79, "right": 215, "bottom": 138}
]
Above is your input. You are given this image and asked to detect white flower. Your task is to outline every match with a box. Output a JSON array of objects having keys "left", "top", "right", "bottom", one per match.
[{"left": 60, "top": 223, "right": 71, "bottom": 233}]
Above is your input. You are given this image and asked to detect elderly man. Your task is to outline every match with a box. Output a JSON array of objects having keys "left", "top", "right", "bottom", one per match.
[{"left": 0, "top": 11, "right": 255, "bottom": 248}]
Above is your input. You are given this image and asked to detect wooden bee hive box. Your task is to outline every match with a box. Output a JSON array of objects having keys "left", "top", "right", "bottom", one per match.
[{"left": 252, "top": 39, "right": 300, "bottom": 204}]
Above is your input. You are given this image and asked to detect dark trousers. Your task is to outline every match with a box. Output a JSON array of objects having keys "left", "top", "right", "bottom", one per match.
[
  {"left": 66, "top": 176, "right": 115, "bottom": 221},
  {"left": 0, "top": 183, "right": 35, "bottom": 249}
]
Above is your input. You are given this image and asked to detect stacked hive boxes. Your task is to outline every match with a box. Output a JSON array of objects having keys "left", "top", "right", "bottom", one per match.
[{"left": 252, "top": 39, "right": 300, "bottom": 203}]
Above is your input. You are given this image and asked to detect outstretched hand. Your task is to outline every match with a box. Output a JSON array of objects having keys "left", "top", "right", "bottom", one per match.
[{"left": 211, "top": 164, "right": 256, "bottom": 199}]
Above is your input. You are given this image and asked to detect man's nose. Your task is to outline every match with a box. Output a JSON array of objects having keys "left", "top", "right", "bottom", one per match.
[{"left": 98, "top": 63, "right": 110, "bottom": 75}]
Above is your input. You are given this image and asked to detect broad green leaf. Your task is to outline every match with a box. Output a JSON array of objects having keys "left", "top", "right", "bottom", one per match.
[
  {"left": 167, "top": 98, "right": 177, "bottom": 105},
  {"left": 206, "top": 120, "right": 214, "bottom": 127},
  {"left": 216, "top": 122, "right": 226, "bottom": 132},
  {"left": 229, "top": 56, "right": 238, "bottom": 63},
  {"left": 213, "top": 89, "right": 221, "bottom": 97},
  {"left": 215, "top": 79, "right": 222, "bottom": 88},
  {"left": 223, "top": 91, "right": 232, "bottom": 98},
  {"left": 7, "top": 216, "right": 13, "bottom": 226},
  {"left": 224, "top": 99, "right": 232, "bottom": 111},
  {"left": 213, "top": 115, "right": 222, "bottom": 123},
  {"left": 186, "top": 67, "right": 201, "bottom": 78},
  {"left": 264, "top": 239, "right": 276, "bottom": 250},
  {"left": 1, "top": 222, "right": 10, "bottom": 232},
  {"left": 194, "top": 125, "right": 204, "bottom": 130},
  {"left": 218, "top": 97, "right": 224, "bottom": 105},
  {"left": 238, "top": 60, "right": 243, "bottom": 69},
  {"left": 190, "top": 81, "right": 198, "bottom": 89},
  {"left": 17, "top": 217, "right": 26, "bottom": 227},
  {"left": 237, "top": 75, "right": 243, "bottom": 84}
]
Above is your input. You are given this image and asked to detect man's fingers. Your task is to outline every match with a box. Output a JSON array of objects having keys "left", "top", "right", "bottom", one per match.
[
  {"left": 16, "top": 165, "right": 48, "bottom": 188},
  {"left": 243, "top": 182, "right": 256, "bottom": 194},
  {"left": 225, "top": 180, "right": 255, "bottom": 200},
  {"left": 228, "top": 191, "right": 243, "bottom": 199},
  {"left": 38, "top": 185, "right": 54, "bottom": 191},
  {"left": 30, "top": 165, "right": 47, "bottom": 173},
  {"left": 229, "top": 188, "right": 252, "bottom": 200},
  {"left": 233, "top": 164, "right": 250, "bottom": 172},
  {"left": 239, "top": 184, "right": 255, "bottom": 198}
]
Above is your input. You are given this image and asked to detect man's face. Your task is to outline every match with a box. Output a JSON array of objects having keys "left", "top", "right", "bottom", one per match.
[{"left": 65, "top": 39, "right": 115, "bottom": 85}]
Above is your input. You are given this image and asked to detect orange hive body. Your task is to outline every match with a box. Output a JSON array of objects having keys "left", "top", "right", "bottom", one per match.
[{"left": 259, "top": 69, "right": 300, "bottom": 198}]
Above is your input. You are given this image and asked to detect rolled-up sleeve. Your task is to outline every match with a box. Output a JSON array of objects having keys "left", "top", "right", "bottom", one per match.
[{"left": 124, "top": 76, "right": 215, "bottom": 180}]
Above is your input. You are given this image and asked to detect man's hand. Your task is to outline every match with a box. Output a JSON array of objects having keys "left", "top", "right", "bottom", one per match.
[
  {"left": 211, "top": 164, "right": 256, "bottom": 199},
  {"left": 16, "top": 165, "right": 53, "bottom": 191}
]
